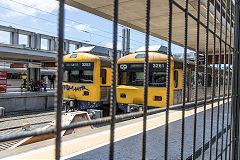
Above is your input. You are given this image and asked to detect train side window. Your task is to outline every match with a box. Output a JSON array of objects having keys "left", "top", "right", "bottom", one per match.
[
  {"left": 100, "top": 69, "right": 106, "bottom": 84},
  {"left": 174, "top": 70, "right": 178, "bottom": 88}
]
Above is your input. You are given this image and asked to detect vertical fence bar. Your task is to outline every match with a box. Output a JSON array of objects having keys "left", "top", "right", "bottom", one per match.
[
  {"left": 209, "top": 0, "right": 217, "bottom": 159},
  {"left": 221, "top": 0, "right": 229, "bottom": 157},
  {"left": 180, "top": 0, "right": 188, "bottom": 159},
  {"left": 226, "top": 2, "right": 233, "bottom": 159},
  {"left": 229, "top": 45, "right": 233, "bottom": 160},
  {"left": 202, "top": 0, "right": 210, "bottom": 159},
  {"left": 231, "top": 0, "right": 240, "bottom": 159},
  {"left": 55, "top": 0, "right": 65, "bottom": 159},
  {"left": 216, "top": 0, "right": 223, "bottom": 158},
  {"left": 164, "top": 0, "right": 173, "bottom": 159},
  {"left": 109, "top": 0, "right": 118, "bottom": 159},
  {"left": 193, "top": 0, "right": 200, "bottom": 159},
  {"left": 225, "top": 0, "right": 232, "bottom": 155},
  {"left": 142, "top": 0, "right": 151, "bottom": 159}
]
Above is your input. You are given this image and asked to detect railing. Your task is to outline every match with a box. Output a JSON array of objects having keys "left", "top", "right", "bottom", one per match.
[
  {"left": 0, "top": 24, "right": 106, "bottom": 54},
  {"left": 0, "top": 0, "right": 239, "bottom": 159}
]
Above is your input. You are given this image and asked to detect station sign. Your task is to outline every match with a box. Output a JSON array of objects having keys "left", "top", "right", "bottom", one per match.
[
  {"left": 10, "top": 63, "right": 24, "bottom": 68},
  {"left": 0, "top": 71, "right": 7, "bottom": 92},
  {"left": 28, "top": 63, "right": 42, "bottom": 68}
]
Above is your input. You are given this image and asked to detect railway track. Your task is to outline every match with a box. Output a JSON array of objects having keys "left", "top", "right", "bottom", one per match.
[
  {"left": 0, "top": 111, "right": 55, "bottom": 152},
  {"left": 0, "top": 102, "right": 203, "bottom": 152}
]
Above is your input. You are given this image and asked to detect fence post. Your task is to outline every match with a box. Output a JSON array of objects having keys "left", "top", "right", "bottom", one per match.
[{"left": 231, "top": 1, "right": 240, "bottom": 159}]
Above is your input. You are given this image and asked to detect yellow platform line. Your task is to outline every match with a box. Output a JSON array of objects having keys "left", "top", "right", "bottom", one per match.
[{"left": 7, "top": 100, "right": 227, "bottom": 160}]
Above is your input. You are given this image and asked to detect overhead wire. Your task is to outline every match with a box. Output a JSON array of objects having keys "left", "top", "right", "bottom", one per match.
[
  {"left": 0, "top": 5, "right": 146, "bottom": 50},
  {"left": 7, "top": 0, "right": 114, "bottom": 35},
  {"left": 0, "top": 0, "right": 175, "bottom": 52},
  {"left": 5, "top": 0, "right": 158, "bottom": 47}
]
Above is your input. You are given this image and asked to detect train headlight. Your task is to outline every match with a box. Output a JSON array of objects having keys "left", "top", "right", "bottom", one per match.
[
  {"left": 154, "top": 96, "right": 162, "bottom": 101},
  {"left": 120, "top": 93, "right": 126, "bottom": 98},
  {"left": 84, "top": 91, "right": 89, "bottom": 96}
]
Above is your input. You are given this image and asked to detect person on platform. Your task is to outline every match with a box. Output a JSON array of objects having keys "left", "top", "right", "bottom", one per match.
[
  {"left": 39, "top": 79, "right": 43, "bottom": 92},
  {"left": 29, "top": 79, "right": 34, "bottom": 92},
  {"left": 43, "top": 76, "right": 48, "bottom": 91},
  {"left": 50, "top": 75, "right": 55, "bottom": 89}
]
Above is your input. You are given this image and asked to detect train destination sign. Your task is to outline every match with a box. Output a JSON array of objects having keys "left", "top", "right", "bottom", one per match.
[
  {"left": 64, "top": 62, "right": 94, "bottom": 70},
  {"left": 118, "top": 63, "right": 166, "bottom": 72}
]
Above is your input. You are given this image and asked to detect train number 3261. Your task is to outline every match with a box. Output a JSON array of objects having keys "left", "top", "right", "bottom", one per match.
[{"left": 153, "top": 64, "right": 164, "bottom": 68}]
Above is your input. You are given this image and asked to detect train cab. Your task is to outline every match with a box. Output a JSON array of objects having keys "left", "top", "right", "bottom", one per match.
[
  {"left": 117, "top": 45, "right": 182, "bottom": 112},
  {"left": 63, "top": 46, "right": 111, "bottom": 115}
]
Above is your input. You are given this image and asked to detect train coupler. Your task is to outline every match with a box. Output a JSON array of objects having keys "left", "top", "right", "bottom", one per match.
[
  {"left": 63, "top": 98, "right": 77, "bottom": 112},
  {"left": 87, "top": 109, "right": 103, "bottom": 119},
  {"left": 127, "top": 104, "right": 143, "bottom": 113}
]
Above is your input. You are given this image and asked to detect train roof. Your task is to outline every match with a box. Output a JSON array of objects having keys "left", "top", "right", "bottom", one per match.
[
  {"left": 136, "top": 45, "right": 167, "bottom": 54},
  {"left": 117, "top": 52, "right": 173, "bottom": 63},
  {"left": 73, "top": 46, "right": 110, "bottom": 56}
]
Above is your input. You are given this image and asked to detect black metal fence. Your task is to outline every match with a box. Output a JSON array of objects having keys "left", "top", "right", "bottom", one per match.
[{"left": 0, "top": 0, "right": 240, "bottom": 159}]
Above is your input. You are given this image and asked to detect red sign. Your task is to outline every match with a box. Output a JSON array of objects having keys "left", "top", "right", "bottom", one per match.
[
  {"left": 10, "top": 63, "right": 24, "bottom": 68},
  {"left": 0, "top": 71, "right": 7, "bottom": 92}
]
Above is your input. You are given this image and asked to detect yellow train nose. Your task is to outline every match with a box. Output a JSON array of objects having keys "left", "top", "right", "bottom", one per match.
[{"left": 117, "top": 85, "right": 144, "bottom": 105}]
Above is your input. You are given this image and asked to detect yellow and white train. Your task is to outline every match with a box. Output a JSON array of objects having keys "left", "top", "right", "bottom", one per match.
[
  {"left": 62, "top": 45, "right": 229, "bottom": 115},
  {"left": 62, "top": 46, "right": 112, "bottom": 115},
  {"left": 116, "top": 45, "right": 228, "bottom": 112}
]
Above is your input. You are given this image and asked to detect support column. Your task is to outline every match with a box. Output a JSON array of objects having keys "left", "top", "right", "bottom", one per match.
[
  {"left": 64, "top": 40, "right": 69, "bottom": 54},
  {"left": 35, "top": 34, "right": 41, "bottom": 50},
  {"left": 28, "top": 68, "right": 40, "bottom": 82},
  {"left": 10, "top": 30, "right": 19, "bottom": 45}
]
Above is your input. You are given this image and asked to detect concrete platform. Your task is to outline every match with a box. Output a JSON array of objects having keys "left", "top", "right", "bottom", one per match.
[
  {"left": 0, "top": 90, "right": 55, "bottom": 112},
  {"left": 0, "top": 99, "right": 231, "bottom": 159}
]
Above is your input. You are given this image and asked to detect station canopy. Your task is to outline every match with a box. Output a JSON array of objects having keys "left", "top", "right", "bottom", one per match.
[{"left": 65, "top": 0, "right": 234, "bottom": 54}]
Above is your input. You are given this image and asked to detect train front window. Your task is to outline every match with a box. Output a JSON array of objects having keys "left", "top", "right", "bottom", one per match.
[
  {"left": 149, "top": 72, "right": 166, "bottom": 87},
  {"left": 64, "top": 69, "right": 93, "bottom": 83},
  {"left": 68, "top": 70, "right": 79, "bottom": 82},
  {"left": 119, "top": 71, "right": 166, "bottom": 87}
]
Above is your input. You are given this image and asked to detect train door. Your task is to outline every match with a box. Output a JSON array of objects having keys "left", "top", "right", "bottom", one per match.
[
  {"left": 186, "top": 68, "right": 192, "bottom": 102},
  {"left": 100, "top": 67, "right": 111, "bottom": 104},
  {"left": 173, "top": 68, "right": 183, "bottom": 105}
]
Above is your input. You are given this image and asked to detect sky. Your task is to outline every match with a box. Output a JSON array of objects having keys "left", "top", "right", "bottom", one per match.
[{"left": 0, "top": 0, "right": 189, "bottom": 56}]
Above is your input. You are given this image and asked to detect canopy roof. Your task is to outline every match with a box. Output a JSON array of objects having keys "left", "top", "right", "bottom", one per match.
[{"left": 65, "top": 0, "right": 234, "bottom": 54}]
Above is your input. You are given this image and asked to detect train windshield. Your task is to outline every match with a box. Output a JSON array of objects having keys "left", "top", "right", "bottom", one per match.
[
  {"left": 118, "top": 71, "right": 166, "bottom": 87},
  {"left": 64, "top": 69, "right": 93, "bottom": 83}
]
